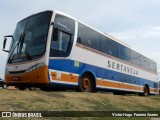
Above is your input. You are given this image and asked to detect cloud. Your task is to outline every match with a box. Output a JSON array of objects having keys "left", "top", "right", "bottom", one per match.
[{"left": 109, "top": 26, "right": 160, "bottom": 41}]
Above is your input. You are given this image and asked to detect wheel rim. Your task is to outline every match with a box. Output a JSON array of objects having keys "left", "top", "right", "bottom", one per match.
[
  {"left": 81, "top": 78, "right": 91, "bottom": 90},
  {"left": 144, "top": 86, "right": 148, "bottom": 96}
]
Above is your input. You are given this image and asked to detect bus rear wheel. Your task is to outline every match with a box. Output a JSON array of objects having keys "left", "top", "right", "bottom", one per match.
[
  {"left": 143, "top": 85, "right": 149, "bottom": 96},
  {"left": 139, "top": 85, "right": 149, "bottom": 96},
  {"left": 79, "top": 74, "right": 94, "bottom": 92}
]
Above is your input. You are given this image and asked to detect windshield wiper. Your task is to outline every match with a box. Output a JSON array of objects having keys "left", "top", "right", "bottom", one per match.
[
  {"left": 8, "top": 34, "right": 23, "bottom": 63},
  {"left": 8, "top": 42, "right": 19, "bottom": 63}
]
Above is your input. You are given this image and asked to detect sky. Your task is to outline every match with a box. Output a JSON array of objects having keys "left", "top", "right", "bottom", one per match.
[{"left": 0, "top": 0, "right": 160, "bottom": 78}]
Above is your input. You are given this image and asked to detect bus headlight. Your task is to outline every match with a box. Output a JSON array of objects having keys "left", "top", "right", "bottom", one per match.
[{"left": 25, "top": 62, "right": 45, "bottom": 73}]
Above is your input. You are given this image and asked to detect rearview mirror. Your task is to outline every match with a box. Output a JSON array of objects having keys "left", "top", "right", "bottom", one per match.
[
  {"left": 2, "top": 35, "right": 14, "bottom": 53},
  {"left": 3, "top": 38, "right": 7, "bottom": 50}
]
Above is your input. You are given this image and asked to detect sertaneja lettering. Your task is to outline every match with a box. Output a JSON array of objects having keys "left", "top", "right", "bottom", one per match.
[{"left": 107, "top": 60, "right": 138, "bottom": 76}]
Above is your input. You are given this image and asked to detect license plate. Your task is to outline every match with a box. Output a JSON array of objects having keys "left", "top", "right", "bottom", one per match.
[{"left": 13, "top": 76, "right": 20, "bottom": 81}]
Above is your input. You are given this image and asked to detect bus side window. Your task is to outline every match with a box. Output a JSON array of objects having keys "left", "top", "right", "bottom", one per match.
[
  {"left": 101, "top": 35, "right": 118, "bottom": 57},
  {"left": 51, "top": 29, "right": 71, "bottom": 52},
  {"left": 50, "top": 14, "right": 75, "bottom": 57},
  {"left": 58, "top": 31, "right": 71, "bottom": 52},
  {"left": 87, "top": 40, "right": 91, "bottom": 47},
  {"left": 51, "top": 28, "right": 59, "bottom": 50},
  {"left": 77, "top": 23, "right": 101, "bottom": 51}
]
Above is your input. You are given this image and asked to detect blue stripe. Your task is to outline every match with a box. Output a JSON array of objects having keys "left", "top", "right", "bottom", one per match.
[
  {"left": 50, "top": 82, "right": 77, "bottom": 87},
  {"left": 48, "top": 59, "right": 158, "bottom": 89}
]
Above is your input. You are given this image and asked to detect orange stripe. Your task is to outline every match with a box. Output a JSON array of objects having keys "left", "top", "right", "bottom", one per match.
[
  {"left": 150, "top": 88, "right": 159, "bottom": 93},
  {"left": 51, "top": 72, "right": 78, "bottom": 83},
  {"left": 97, "top": 79, "right": 140, "bottom": 91},
  {"left": 139, "top": 87, "right": 144, "bottom": 91},
  {"left": 97, "top": 79, "right": 159, "bottom": 93}
]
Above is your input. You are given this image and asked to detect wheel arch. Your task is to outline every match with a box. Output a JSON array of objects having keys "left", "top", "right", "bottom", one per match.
[{"left": 78, "top": 69, "right": 96, "bottom": 90}]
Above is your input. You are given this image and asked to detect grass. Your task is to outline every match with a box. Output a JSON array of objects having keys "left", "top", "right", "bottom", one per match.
[{"left": 0, "top": 89, "right": 160, "bottom": 120}]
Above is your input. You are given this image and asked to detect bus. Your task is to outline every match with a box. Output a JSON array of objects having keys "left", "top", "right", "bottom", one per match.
[{"left": 3, "top": 10, "right": 159, "bottom": 95}]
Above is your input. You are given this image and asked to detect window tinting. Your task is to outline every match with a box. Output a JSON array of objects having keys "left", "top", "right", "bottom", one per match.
[
  {"left": 142, "top": 57, "right": 156, "bottom": 72},
  {"left": 101, "top": 35, "right": 118, "bottom": 57},
  {"left": 77, "top": 23, "right": 101, "bottom": 51},
  {"left": 118, "top": 44, "right": 131, "bottom": 62},
  {"left": 54, "top": 15, "right": 75, "bottom": 34},
  {"left": 76, "top": 23, "right": 157, "bottom": 73},
  {"left": 51, "top": 31, "right": 71, "bottom": 52},
  {"left": 50, "top": 14, "right": 75, "bottom": 57},
  {"left": 131, "top": 51, "right": 142, "bottom": 67},
  {"left": 8, "top": 12, "right": 52, "bottom": 63}
]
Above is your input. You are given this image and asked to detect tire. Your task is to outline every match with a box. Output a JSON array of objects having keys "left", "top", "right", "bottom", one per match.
[
  {"left": 143, "top": 85, "right": 149, "bottom": 96},
  {"left": 2, "top": 84, "right": 7, "bottom": 89},
  {"left": 19, "top": 86, "right": 26, "bottom": 90},
  {"left": 79, "top": 74, "right": 94, "bottom": 92},
  {"left": 139, "top": 85, "right": 149, "bottom": 96},
  {"left": 29, "top": 87, "right": 36, "bottom": 91}
]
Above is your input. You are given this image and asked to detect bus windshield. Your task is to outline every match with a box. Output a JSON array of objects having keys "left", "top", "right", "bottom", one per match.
[{"left": 8, "top": 11, "right": 52, "bottom": 63}]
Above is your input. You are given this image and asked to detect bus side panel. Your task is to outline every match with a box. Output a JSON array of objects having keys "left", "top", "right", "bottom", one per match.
[{"left": 48, "top": 59, "right": 159, "bottom": 94}]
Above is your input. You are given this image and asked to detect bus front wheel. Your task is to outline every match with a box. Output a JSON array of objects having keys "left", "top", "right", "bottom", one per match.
[
  {"left": 19, "top": 86, "right": 26, "bottom": 90},
  {"left": 2, "top": 84, "right": 7, "bottom": 89},
  {"left": 29, "top": 87, "right": 36, "bottom": 91},
  {"left": 78, "top": 74, "right": 95, "bottom": 92}
]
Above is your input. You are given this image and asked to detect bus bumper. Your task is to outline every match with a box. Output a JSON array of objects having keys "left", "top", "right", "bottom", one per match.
[{"left": 5, "top": 65, "right": 49, "bottom": 86}]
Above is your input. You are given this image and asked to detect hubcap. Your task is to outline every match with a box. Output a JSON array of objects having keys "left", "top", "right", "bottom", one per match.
[{"left": 82, "top": 78, "right": 90, "bottom": 90}]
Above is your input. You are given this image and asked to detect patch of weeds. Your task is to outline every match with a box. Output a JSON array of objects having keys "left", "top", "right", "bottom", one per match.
[
  {"left": 30, "top": 97, "right": 47, "bottom": 103},
  {"left": 7, "top": 102, "right": 26, "bottom": 110},
  {"left": 133, "top": 104, "right": 160, "bottom": 111},
  {"left": 150, "top": 96, "right": 160, "bottom": 101},
  {"left": 81, "top": 98, "right": 119, "bottom": 111},
  {"left": 45, "top": 92, "right": 65, "bottom": 98},
  {"left": 63, "top": 101, "right": 74, "bottom": 110}
]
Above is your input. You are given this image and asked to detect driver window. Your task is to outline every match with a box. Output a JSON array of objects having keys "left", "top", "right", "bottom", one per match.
[
  {"left": 51, "top": 30, "right": 70, "bottom": 52},
  {"left": 50, "top": 14, "right": 75, "bottom": 57}
]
